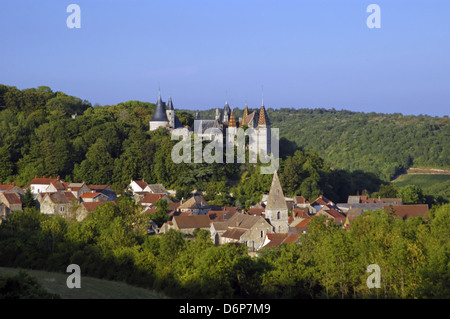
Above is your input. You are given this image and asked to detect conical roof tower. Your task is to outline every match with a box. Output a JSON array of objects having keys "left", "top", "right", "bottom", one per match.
[
  {"left": 266, "top": 171, "right": 287, "bottom": 211},
  {"left": 151, "top": 93, "right": 169, "bottom": 122}
]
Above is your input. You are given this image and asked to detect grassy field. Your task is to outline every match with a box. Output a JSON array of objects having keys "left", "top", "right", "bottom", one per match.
[
  {"left": 393, "top": 174, "right": 450, "bottom": 201},
  {"left": 0, "top": 267, "right": 167, "bottom": 299},
  {"left": 393, "top": 174, "right": 450, "bottom": 188}
]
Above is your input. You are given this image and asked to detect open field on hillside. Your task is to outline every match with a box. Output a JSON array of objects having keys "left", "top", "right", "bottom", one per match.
[
  {"left": 392, "top": 174, "right": 450, "bottom": 188},
  {"left": 0, "top": 267, "right": 167, "bottom": 299}
]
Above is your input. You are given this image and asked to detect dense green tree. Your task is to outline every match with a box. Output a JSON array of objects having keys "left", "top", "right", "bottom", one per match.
[{"left": 398, "top": 185, "right": 425, "bottom": 204}]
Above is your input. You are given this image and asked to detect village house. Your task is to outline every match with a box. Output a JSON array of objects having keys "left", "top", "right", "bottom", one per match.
[
  {"left": 79, "top": 192, "right": 109, "bottom": 203},
  {"left": 177, "top": 195, "right": 210, "bottom": 215},
  {"left": 128, "top": 179, "right": 152, "bottom": 195},
  {"left": 383, "top": 204, "right": 429, "bottom": 220},
  {"left": 65, "top": 182, "right": 90, "bottom": 199},
  {"left": 39, "top": 192, "right": 77, "bottom": 216},
  {"left": 294, "top": 195, "right": 310, "bottom": 208},
  {"left": 88, "top": 185, "right": 116, "bottom": 201},
  {"left": 260, "top": 233, "right": 300, "bottom": 249},
  {"left": 160, "top": 215, "right": 211, "bottom": 234},
  {"left": 212, "top": 213, "right": 273, "bottom": 251},
  {"left": 0, "top": 183, "right": 25, "bottom": 197},
  {"left": 139, "top": 193, "right": 173, "bottom": 209},
  {"left": 128, "top": 179, "right": 169, "bottom": 195},
  {"left": 317, "top": 206, "right": 346, "bottom": 225},
  {"left": 337, "top": 195, "right": 403, "bottom": 213},
  {"left": 28, "top": 176, "right": 62, "bottom": 195},
  {"left": 0, "top": 192, "right": 23, "bottom": 218}
]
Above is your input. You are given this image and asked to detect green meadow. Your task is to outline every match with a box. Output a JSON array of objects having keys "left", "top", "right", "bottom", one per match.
[{"left": 0, "top": 267, "right": 167, "bottom": 299}]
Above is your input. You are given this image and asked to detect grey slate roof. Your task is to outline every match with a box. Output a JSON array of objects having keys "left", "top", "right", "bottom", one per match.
[
  {"left": 151, "top": 95, "right": 169, "bottom": 122},
  {"left": 194, "top": 119, "right": 222, "bottom": 134},
  {"left": 173, "top": 113, "right": 183, "bottom": 128},
  {"left": 167, "top": 96, "right": 174, "bottom": 110}
]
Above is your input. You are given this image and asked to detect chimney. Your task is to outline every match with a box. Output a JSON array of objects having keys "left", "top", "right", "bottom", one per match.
[{"left": 57, "top": 175, "right": 60, "bottom": 181}]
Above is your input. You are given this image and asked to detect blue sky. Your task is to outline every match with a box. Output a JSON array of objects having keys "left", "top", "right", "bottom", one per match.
[{"left": 0, "top": 0, "right": 449, "bottom": 116}]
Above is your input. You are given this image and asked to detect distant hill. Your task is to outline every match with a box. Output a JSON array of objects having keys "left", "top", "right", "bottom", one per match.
[{"left": 190, "top": 107, "right": 450, "bottom": 181}]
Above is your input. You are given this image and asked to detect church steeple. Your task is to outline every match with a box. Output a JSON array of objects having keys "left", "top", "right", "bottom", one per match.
[
  {"left": 266, "top": 171, "right": 287, "bottom": 211},
  {"left": 265, "top": 171, "right": 289, "bottom": 233}
]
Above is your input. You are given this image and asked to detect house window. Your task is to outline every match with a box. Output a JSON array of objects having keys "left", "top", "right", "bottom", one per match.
[
  {"left": 277, "top": 211, "right": 281, "bottom": 220},
  {"left": 260, "top": 230, "right": 264, "bottom": 238}
]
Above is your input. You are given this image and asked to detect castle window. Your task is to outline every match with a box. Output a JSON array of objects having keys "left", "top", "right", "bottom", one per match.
[{"left": 277, "top": 211, "right": 280, "bottom": 220}]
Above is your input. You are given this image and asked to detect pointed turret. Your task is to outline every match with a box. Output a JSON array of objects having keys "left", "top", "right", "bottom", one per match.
[
  {"left": 167, "top": 96, "right": 174, "bottom": 110},
  {"left": 223, "top": 101, "right": 231, "bottom": 122},
  {"left": 228, "top": 111, "right": 237, "bottom": 127},
  {"left": 149, "top": 92, "right": 169, "bottom": 131},
  {"left": 243, "top": 105, "right": 249, "bottom": 119},
  {"left": 258, "top": 104, "right": 270, "bottom": 126},
  {"left": 151, "top": 95, "right": 168, "bottom": 121}
]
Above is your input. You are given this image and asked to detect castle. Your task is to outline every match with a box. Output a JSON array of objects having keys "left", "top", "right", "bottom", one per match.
[{"left": 149, "top": 93, "right": 272, "bottom": 156}]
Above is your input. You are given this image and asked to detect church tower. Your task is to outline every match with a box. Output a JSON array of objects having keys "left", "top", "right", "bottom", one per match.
[{"left": 265, "top": 171, "right": 289, "bottom": 233}]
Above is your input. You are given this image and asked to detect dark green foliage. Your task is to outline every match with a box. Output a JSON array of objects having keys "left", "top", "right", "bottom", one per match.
[
  {"left": 0, "top": 203, "right": 449, "bottom": 298},
  {"left": 0, "top": 271, "right": 60, "bottom": 299},
  {"left": 22, "top": 187, "right": 36, "bottom": 208}
]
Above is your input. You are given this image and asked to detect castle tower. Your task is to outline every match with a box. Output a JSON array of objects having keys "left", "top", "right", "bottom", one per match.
[
  {"left": 149, "top": 92, "right": 169, "bottom": 131},
  {"left": 226, "top": 110, "right": 238, "bottom": 151},
  {"left": 215, "top": 108, "right": 221, "bottom": 122},
  {"left": 265, "top": 171, "right": 289, "bottom": 233},
  {"left": 257, "top": 102, "right": 271, "bottom": 156},
  {"left": 223, "top": 101, "right": 231, "bottom": 123},
  {"left": 166, "top": 96, "right": 175, "bottom": 128}
]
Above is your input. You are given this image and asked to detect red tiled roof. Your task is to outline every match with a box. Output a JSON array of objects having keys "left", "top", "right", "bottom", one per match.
[
  {"left": 88, "top": 185, "right": 110, "bottom": 190},
  {"left": 296, "top": 219, "right": 311, "bottom": 228},
  {"left": 295, "top": 196, "right": 308, "bottom": 204},
  {"left": 0, "top": 184, "right": 15, "bottom": 192},
  {"left": 80, "top": 192, "right": 101, "bottom": 199},
  {"left": 133, "top": 180, "right": 148, "bottom": 190},
  {"left": 173, "top": 215, "right": 211, "bottom": 229},
  {"left": 247, "top": 208, "right": 265, "bottom": 216},
  {"left": 264, "top": 233, "right": 300, "bottom": 248},
  {"left": 1, "top": 193, "right": 22, "bottom": 205},
  {"left": 29, "top": 176, "right": 59, "bottom": 185},
  {"left": 221, "top": 228, "right": 246, "bottom": 240},
  {"left": 265, "top": 233, "right": 289, "bottom": 247},
  {"left": 284, "top": 234, "right": 300, "bottom": 243},
  {"left": 168, "top": 202, "right": 180, "bottom": 212},
  {"left": 383, "top": 204, "right": 429, "bottom": 219},
  {"left": 140, "top": 193, "right": 166, "bottom": 205}
]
